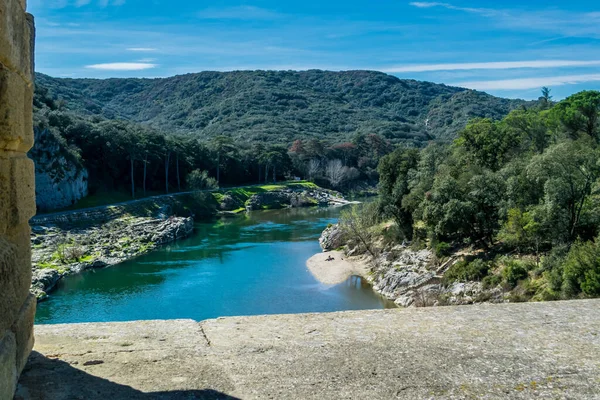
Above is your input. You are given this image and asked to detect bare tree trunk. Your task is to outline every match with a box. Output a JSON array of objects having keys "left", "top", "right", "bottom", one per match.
[
  {"left": 176, "top": 154, "right": 181, "bottom": 192},
  {"left": 216, "top": 152, "right": 221, "bottom": 184},
  {"left": 143, "top": 155, "right": 147, "bottom": 196},
  {"left": 258, "top": 164, "right": 261, "bottom": 183},
  {"left": 165, "top": 152, "right": 171, "bottom": 194},
  {"left": 130, "top": 157, "right": 135, "bottom": 198},
  {"left": 273, "top": 165, "right": 276, "bottom": 183},
  {"left": 265, "top": 165, "right": 269, "bottom": 183}
]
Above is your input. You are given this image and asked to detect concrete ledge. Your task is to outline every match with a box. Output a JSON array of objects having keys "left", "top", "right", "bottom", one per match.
[{"left": 16, "top": 300, "right": 600, "bottom": 399}]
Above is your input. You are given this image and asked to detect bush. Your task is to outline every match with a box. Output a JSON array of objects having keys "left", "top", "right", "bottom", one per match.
[
  {"left": 444, "top": 259, "right": 491, "bottom": 284},
  {"left": 434, "top": 242, "right": 452, "bottom": 258},
  {"left": 482, "top": 274, "right": 502, "bottom": 289},
  {"left": 562, "top": 240, "right": 600, "bottom": 297},
  {"left": 187, "top": 169, "right": 218, "bottom": 190},
  {"left": 502, "top": 261, "right": 529, "bottom": 288}
]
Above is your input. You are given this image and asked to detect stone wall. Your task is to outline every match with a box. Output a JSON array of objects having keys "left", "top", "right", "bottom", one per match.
[{"left": 0, "top": 0, "right": 36, "bottom": 397}]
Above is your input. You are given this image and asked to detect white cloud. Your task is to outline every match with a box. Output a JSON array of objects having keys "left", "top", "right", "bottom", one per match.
[
  {"left": 380, "top": 60, "right": 600, "bottom": 73},
  {"left": 127, "top": 48, "right": 157, "bottom": 52},
  {"left": 85, "top": 62, "right": 157, "bottom": 70},
  {"left": 452, "top": 74, "right": 600, "bottom": 90}
]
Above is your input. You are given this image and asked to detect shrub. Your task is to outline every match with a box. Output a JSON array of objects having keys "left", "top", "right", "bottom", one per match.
[
  {"left": 562, "top": 240, "right": 600, "bottom": 297},
  {"left": 482, "top": 274, "right": 502, "bottom": 289},
  {"left": 444, "top": 259, "right": 491, "bottom": 284},
  {"left": 434, "top": 242, "right": 452, "bottom": 258},
  {"left": 502, "top": 261, "right": 529, "bottom": 288},
  {"left": 187, "top": 169, "right": 219, "bottom": 190}
]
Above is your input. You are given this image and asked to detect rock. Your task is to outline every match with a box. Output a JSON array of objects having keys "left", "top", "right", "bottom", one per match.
[
  {"left": 31, "top": 268, "right": 62, "bottom": 300},
  {"left": 30, "top": 128, "right": 89, "bottom": 211},
  {"left": 319, "top": 224, "right": 344, "bottom": 252},
  {"left": 219, "top": 194, "right": 242, "bottom": 211}
]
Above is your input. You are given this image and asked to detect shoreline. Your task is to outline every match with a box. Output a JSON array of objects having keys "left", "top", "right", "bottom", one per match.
[
  {"left": 31, "top": 184, "right": 350, "bottom": 301},
  {"left": 306, "top": 251, "right": 370, "bottom": 285}
]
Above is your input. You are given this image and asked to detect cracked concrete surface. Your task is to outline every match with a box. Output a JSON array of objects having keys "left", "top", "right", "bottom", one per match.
[{"left": 16, "top": 300, "right": 600, "bottom": 399}]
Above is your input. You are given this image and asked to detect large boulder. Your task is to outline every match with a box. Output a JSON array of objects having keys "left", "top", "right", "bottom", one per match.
[{"left": 319, "top": 224, "right": 345, "bottom": 252}]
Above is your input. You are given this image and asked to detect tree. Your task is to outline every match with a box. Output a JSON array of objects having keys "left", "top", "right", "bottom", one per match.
[
  {"left": 339, "top": 203, "right": 379, "bottom": 258},
  {"left": 187, "top": 169, "right": 218, "bottom": 190},
  {"left": 457, "top": 118, "right": 520, "bottom": 171},
  {"left": 307, "top": 159, "right": 321, "bottom": 181},
  {"left": 331, "top": 142, "right": 356, "bottom": 166},
  {"left": 378, "top": 148, "right": 419, "bottom": 239},
  {"left": 210, "top": 135, "right": 236, "bottom": 184},
  {"left": 527, "top": 139, "right": 600, "bottom": 241},
  {"left": 325, "top": 159, "right": 346, "bottom": 188},
  {"left": 552, "top": 91, "right": 600, "bottom": 141},
  {"left": 540, "top": 87, "right": 553, "bottom": 109}
]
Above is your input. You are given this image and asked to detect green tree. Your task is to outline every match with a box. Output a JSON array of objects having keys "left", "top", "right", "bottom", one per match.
[
  {"left": 377, "top": 148, "right": 419, "bottom": 239},
  {"left": 457, "top": 118, "right": 520, "bottom": 171}
]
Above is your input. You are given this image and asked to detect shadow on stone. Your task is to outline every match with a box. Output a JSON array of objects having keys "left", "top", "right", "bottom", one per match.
[{"left": 15, "top": 351, "right": 240, "bottom": 400}]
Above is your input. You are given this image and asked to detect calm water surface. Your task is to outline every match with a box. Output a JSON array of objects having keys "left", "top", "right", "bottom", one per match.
[{"left": 36, "top": 206, "right": 394, "bottom": 324}]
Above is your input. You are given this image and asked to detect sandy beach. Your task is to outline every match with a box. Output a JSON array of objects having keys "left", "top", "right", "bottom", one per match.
[{"left": 306, "top": 251, "right": 370, "bottom": 285}]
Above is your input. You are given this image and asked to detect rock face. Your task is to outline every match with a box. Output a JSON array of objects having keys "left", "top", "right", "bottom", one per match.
[
  {"left": 319, "top": 223, "right": 344, "bottom": 252},
  {"left": 29, "top": 128, "right": 88, "bottom": 211}
]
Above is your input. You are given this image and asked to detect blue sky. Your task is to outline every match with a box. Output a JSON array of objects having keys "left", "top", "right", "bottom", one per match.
[{"left": 28, "top": 0, "right": 600, "bottom": 99}]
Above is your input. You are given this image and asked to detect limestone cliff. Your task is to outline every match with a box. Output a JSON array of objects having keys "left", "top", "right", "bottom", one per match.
[{"left": 29, "top": 128, "right": 88, "bottom": 211}]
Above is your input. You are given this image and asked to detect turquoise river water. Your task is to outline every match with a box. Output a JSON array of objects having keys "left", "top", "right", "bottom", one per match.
[{"left": 35, "top": 206, "right": 394, "bottom": 324}]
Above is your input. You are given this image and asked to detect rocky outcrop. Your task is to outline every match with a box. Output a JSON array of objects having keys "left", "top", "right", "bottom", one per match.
[
  {"left": 30, "top": 215, "right": 194, "bottom": 300},
  {"left": 319, "top": 223, "right": 344, "bottom": 252},
  {"left": 29, "top": 128, "right": 88, "bottom": 211},
  {"left": 246, "top": 188, "right": 346, "bottom": 211}
]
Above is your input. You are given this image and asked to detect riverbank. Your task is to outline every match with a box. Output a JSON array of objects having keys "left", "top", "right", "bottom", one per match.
[
  {"left": 31, "top": 182, "right": 348, "bottom": 301},
  {"left": 306, "top": 251, "right": 369, "bottom": 285},
  {"left": 316, "top": 223, "right": 512, "bottom": 308}
]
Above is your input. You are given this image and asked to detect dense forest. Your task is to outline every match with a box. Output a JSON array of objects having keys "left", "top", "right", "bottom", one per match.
[
  {"left": 31, "top": 70, "right": 529, "bottom": 200},
  {"left": 345, "top": 89, "right": 600, "bottom": 300}
]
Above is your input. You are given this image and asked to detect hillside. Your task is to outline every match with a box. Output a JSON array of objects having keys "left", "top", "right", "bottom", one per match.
[{"left": 35, "top": 70, "right": 529, "bottom": 145}]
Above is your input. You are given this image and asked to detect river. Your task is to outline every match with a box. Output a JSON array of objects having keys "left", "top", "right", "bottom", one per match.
[{"left": 35, "top": 206, "right": 395, "bottom": 324}]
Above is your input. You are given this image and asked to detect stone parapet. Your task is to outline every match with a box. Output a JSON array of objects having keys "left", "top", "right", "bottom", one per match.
[{"left": 0, "top": 0, "right": 35, "bottom": 397}]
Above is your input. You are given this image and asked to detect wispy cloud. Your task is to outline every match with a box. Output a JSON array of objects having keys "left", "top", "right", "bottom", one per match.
[
  {"left": 453, "top": 74, "right": 600, "bottom": 90},
  {"left": 409, "top": 2, "right": 498, "bottom": 16},
  {"left": 197, "top": 6, "right": 283, "bottom": 21},
  {"left": 127, "top": 47, "right": 157, "bottom": 52},
  {"left": 409, "top": 2, "right": 600, "bottom": 38},
  {"left": 85, "top": 62, "right": 157, "bottom": 71},
  {"left": 381, "top": 60, "right": 600, "bottom": 73}
]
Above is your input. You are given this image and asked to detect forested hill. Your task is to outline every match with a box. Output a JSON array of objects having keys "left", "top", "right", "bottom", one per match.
[{"left": 35, "top": 70, "right": 528, "bottom": 145}]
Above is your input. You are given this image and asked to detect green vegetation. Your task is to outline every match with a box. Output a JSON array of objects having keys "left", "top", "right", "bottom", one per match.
[
  {"left": 30, "top": 70, "right": 528, "bottom": 210},
  {"left": 349, "top": 88, "right": 600, "bottom": 302}
]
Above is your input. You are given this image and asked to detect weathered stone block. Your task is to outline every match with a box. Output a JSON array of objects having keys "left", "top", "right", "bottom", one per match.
[
  {"left": 0, "top": 237, "right": 19, "bottom": 333},
  {"left": 0, "top": 156, "right": 35, "bottom": 227},
  {"left": 0, "top": 0, "right": 33, "bottom": 79},
  {"left": 0, "top": 228, "right": 31, "bottom": 333},
  {"left": 0, "top": 64, "right": 33, "bottom": 153},
  {"left": 0, "top": 331, "right": 17, "bottom": 400},
  {"left": 10, "top": 294, "right": 35, "bottom": 374}
]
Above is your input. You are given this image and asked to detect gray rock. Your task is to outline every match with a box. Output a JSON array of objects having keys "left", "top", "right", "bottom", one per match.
[{"left": 319, "top": 223, "right": 344, "bottom": 251}]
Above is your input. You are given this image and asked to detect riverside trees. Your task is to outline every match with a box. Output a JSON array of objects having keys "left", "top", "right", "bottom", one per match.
[{"left": 357, "top": 89, "right": 600, "bottom": 300}]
